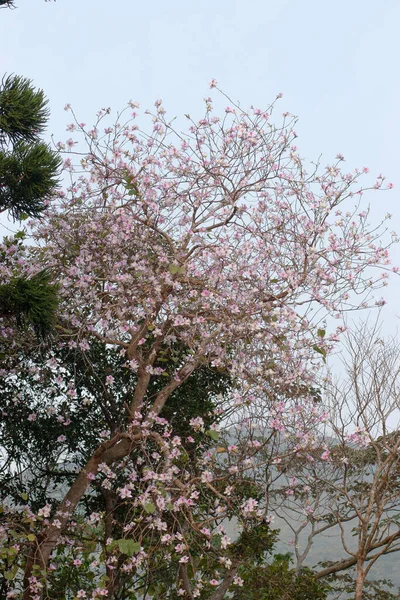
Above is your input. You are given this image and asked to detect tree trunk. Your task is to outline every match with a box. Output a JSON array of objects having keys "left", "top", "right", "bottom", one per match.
[
  {"left": 354, "top": 562, "right": 365, "bottom": 600},
  {"left": 104, "top": 490, "right": 117, "bottom": 599},
  {"left": 21, "top": 360, "right": 198, "bottom": 598},
  {"left": 22, "top": 434, "right": 134, "bottom": 599},
  {"left": 208, "top": 562, "right": 239, "bottom": 600}
]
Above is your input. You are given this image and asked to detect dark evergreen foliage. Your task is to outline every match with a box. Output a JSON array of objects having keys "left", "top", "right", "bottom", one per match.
[
  {"left": 0, "top": 0, "right": 16, "bottom": 8},
  {"left": 0, "top": 75, "right": 61, "bottom": 219},
  {"left": 0, "top": 270, "right": 58, "bottom": 335},
  {"left": 0, "top": 339, "right": 232, "bottom": 510},
  {"left": 0, "top": 1, "right": 54, "bottom": 9},
  {"left": 232, "top": 553, "right": 329, "bottom": 600},
  {"left": 0, "top": 140, "right": 61, "bottom": 219},
  {"left": 0, "top": 75, "right": 49, "bottom": 143},
  {"left": 0, "top": 74, "right": 60, "bottom": 333}
]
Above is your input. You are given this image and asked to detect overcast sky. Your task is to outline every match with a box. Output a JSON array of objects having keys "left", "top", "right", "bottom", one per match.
[{"left": 1, "top": 0, "right": 400, "bottom": 333}]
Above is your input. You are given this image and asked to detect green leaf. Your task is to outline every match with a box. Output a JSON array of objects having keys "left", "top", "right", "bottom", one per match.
[
  {"left": 312, "top": 345, "right": 327, "bottom": 363},
  {"left": 83, "top": 541, "right": 97, "bottom": 555},
  {"left": 116, "top": 539, "right": 141, "bottom": 556},
  {"left": 27, "top": 533, "right": 35, "bottom": 542},
  {"left": 168, "top": 264, "right": 184, "bottom": 275},
  {"left": 144, "top": 502, "right": 156, "bottom": 514},
  {"left": 21, "top": 492, "right": 28, "bottom": 501},
  {"left": 4, "top": 571, "right": 15, "bottom": 580},
  {"left": 317, "top": 328, "right": 326, "bottom": 338},
  {"left": 206, "top": 429, "right": 219, "bottom": 441},
  {"left": 123, "top": 174, "right": 140, "bottom": 197},
  {"left": 117, "top": 539, "right": 130, "bottom": 555}
]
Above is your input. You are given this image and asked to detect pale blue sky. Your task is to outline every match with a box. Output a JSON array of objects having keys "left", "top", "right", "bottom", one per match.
[{"left": 1, "top": 0, "right": 400, "bottom": 328}]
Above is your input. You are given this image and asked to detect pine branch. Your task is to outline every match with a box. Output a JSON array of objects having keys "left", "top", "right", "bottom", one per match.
[
  {"left": 0, "top": 75, "right": 50, "bottom": 144},
  {"left": 0, "top": 141, "right": 61, "bottom": 219},
  {"left": 0, "top": 0, "right": 16, "bottom": 9},
  {"left": 0, "top": 270, "right": 59, "bottom": 335}
]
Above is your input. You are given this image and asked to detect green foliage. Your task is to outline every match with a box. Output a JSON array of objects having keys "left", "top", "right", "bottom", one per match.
[
  {"left": 325, "top": 569, "right": 400, "bottom": 599},
  {"left": 0, "top": 270, "right": 58, "bottom": 335},
  {"left": 0, "top": 75, "right": 49, "bottom": 143},
  {"left": 312, "top": 344, "right": 327, "bottom": 363},
  {"left": 232, "top": 554, "right": 329, "bottom": 600},
  {"left": 0, "top": 140, "right": 61, "bottom": 219},
  {"left": 0, "top": 338, "right": 233, "bottom": 597},
  {"left": 232, "top": 522, "right": 277, "bottom": 562},
  {"left": 0, "top": 339, "right": 231, "bottom": 510},
  {"left": 114, "top": 539, "right": 141, "bottom": 556},
  {"left": 0, "top": 74, "right": 61, "bottom": 219},
  {"left": 0, "top": 74, "right": 60, "bottom": 342}
]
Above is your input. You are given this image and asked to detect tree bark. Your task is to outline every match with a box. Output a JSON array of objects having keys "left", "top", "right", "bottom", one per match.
[
  {"left": 103, "top": 490, "right": 117, "bottom": 599},
  {"left": 355, "top": 562, "right": 365, "bottom": 600},
  {"left": 208, "top": 562, "right": 239, "bottom": 600}
]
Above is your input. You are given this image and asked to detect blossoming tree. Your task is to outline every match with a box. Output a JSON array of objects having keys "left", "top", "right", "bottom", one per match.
[{"left": 0, "top": 83, "right": 396, "bottom": 599}]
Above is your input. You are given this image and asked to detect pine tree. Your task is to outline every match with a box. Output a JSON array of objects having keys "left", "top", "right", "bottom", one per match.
[
  {"left": 0, "top": 75, "right": 61, "bottom": 334},
  {"left": 0, "top": 74, "right": 61, "bottom": 219}
]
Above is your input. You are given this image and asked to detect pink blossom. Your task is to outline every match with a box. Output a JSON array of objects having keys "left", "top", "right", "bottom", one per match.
[
  {"left": 201, "top": 471, "right": 213, "bottom": 483},
  {"left": 118, "top": 486, "right": 132, "bottom": 499},
  {"left": 38, "top": 504, "right": 51, "bottom": 518}
]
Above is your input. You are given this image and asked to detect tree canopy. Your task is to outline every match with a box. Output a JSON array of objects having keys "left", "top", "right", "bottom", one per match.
[
  {"left": 0, "top": 74, "right": 61, "bottom": 335},
  {"left": 0, "top": 86, "right": 398, "bottom": 600}
]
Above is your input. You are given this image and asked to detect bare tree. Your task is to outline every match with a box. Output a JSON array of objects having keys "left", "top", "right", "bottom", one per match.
[{"left": 272, "top": 322, "right": 400, "bottom": 600}]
